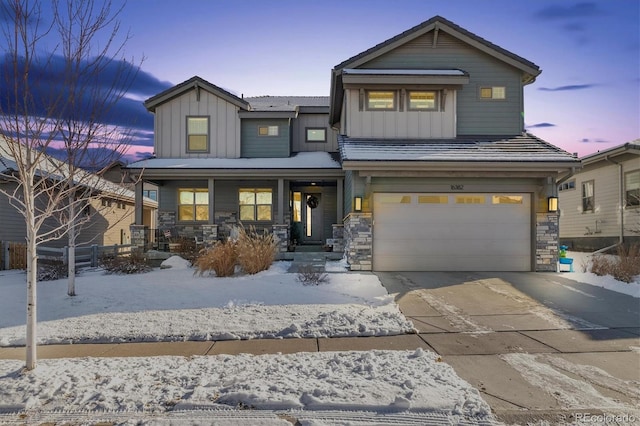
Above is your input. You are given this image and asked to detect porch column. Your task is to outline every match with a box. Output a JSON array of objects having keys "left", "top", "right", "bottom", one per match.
[
  {"left": 277, "top": 178, "right": 284, "bottom": 223},
  {"left": 337, "top": 177, "right": 344, "bottom": 220},
  {"left": 208, "top": 178, "right": 215, "bottom": 224},
  {"left": 134, "top": 180, "right": 143, "bottom": 225}
]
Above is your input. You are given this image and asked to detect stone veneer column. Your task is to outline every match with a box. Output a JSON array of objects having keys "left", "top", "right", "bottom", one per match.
[
  {"left": 158, "top": 210, "right": 176, "bottom": 230},
  {"left": 327, "top": 224, "right": 345, "bottom": 254},
  {"left": 201, "top": 224, "right": 218, "bottom": 245},
  {"left": 129, "top": 224, "right": 148, "bottom": 251},
  {"left": 344, "top": 213, "right": 372, "bottom": 271},
  {"left": 272, "top": 224, "right": 289, "bottom": 256},
  {"left": 536, "top": 213, "right": 559, "bottom": 272}
]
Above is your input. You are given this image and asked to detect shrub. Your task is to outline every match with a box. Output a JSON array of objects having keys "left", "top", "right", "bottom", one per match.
[
  {"left": 590, "top": 244, "right": 640, "bottom": 283},
  {"left": 173, "top": 237, "right": 200, "bottom": 264},
  {"left": 193, "top": 240, "right": 238, "bottom": 277},
  {"left": 100, "top": 250, "right": 151, "bottom": 275},
  {"left": 37, "top": 261, "right": 69, "bottom": 282},
  {"left": 297, "top": 264, "right": 329, "bottom": 286},
  {"left": 236, "top": 226, "right": 277, "bottom": 274}
]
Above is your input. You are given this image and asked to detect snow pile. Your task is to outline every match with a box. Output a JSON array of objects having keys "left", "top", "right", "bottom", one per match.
[
  {"left": 160, "top": 255, "right": 191, "bottom": 269},
  {"left": 0, "top": 349, "right": 492, "bottom": 418}
]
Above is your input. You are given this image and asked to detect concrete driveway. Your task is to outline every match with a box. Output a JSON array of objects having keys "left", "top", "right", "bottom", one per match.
[{"left": 375, "top": 271, "right": 640, "bottom": 425}]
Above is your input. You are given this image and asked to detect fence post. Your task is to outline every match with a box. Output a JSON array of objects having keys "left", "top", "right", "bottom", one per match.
[
  {"left": 91, "top": 244, "right": 98, "bottom": 267},
  {"left": 2, "top": 241, "right": 7, "bottom": 270},
  {"left": 62, "top": 246, "right": 68, "bottom": 266}
]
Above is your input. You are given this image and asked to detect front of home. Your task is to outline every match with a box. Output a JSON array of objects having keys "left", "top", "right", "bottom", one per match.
[{"left": 126, "top": 16, "right": 579, "bottom": 272}]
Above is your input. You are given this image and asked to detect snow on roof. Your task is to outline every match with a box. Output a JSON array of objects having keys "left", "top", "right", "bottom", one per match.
[
  {"left": 246, "top": 96, "right": 329, "bottom": 112},
  {"left": 339, "top": 134, "right": 580, "bottom": 163},
  {"left": 342, "top": 69, "right": 466, "bottom": 76},
  {"left": 127, "top": 151, "right": 341, "bottom": 170}
]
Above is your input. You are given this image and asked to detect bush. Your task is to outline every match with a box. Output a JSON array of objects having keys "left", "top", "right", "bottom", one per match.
[
  {"left": 236, "top": 226, "right": 277, "bottom": 274},
  {"left": 100, "top": 250, "right": 151, "bottom": 275},
  {"left": 173, "top": 237, "right": 200, "bottom": 264},
  {"left": 193, "top": 240, "right": 238, "bottom": 277},
  {"left": 37, "top": 261, "right": 69, "bottom": 282},
  {"left": 590, "top": 244, "right": 640, "bottom": 283},
  {"left": 297, "top": 264, "right": 329, "bottom": 286}
]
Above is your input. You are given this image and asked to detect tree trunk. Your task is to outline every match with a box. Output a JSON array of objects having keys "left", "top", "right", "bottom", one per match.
[
  {"left": 25, "top": 227, "right": 38, "bottom": 370},
  {"left": 67, "top": 201, "right": 76, "bottom": 297}
]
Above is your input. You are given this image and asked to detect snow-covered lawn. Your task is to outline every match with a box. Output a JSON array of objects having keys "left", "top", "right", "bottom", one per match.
[{"left": 559, "top": 251, "right": 640, "bottom": 298}]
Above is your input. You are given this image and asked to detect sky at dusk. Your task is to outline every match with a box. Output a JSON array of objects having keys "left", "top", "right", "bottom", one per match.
[{"left": 4, "top": 0, "right": 640, "bottom": 161}]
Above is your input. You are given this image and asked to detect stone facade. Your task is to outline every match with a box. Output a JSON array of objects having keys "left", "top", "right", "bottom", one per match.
[
  {"left": 129, "top": 224, "right": 148, "bottom": 250},
  {"left": 326, "top": 224, "right": 345, "bottom": 253},
  {"left": 272, "top": 224, "right": 289, "bottom": 256},
  {"left": 536, "top": 213, "right": 559, "bottom": 272},
  {"left": 158, "top": 210, "right": 176, "bottom": 230},
  {"left": 343, "top": 213, "right": 372, "bottom": 271},
  {"left": 201, "top": 224, "right": 218, "bottom": 244},
  {"left": 215, "top": 211, "right": 238, "bottom": 240}
]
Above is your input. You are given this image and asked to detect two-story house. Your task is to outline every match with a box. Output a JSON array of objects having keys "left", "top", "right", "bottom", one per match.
[{"left": 126, "top": 16, "right": 579, "bottom": 272}]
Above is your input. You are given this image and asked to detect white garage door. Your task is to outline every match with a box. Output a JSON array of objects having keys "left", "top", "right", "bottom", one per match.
[{"left": 373, "top": 193, "right": 531, "bottom": 271}]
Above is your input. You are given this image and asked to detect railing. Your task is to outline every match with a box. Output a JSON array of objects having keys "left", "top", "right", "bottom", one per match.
[{"left": 1, "top": 241, "right": 134, "bottom": 270}]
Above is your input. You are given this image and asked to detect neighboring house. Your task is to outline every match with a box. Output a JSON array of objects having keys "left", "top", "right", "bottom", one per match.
[
  {"left": 0, "top": 137, "right": 157, "bottom": 250},
  {"left": 126, "top": 15, "right": 579, "bottom": 272},
  {"left": 559, "top": 141, "right": 640, "bottom": 251}
]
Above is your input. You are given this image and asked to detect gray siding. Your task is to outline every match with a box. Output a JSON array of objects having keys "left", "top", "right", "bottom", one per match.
[
  {"left": 241, "top": 119, "right": 290, "bottom": 158},
  {"left": 362, "top": 32, "right": 524, "bottom": 135},
  {"left": 292, "top": 113, "right": 338, "bottom": 153},
  {"left": 344, "top": 170, "right": 354, "bottom": 217}
]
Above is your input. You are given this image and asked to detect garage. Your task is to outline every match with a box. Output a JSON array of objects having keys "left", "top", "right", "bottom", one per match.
[{"left": 373, "top": 193, "right": 531, "bottom": 271}]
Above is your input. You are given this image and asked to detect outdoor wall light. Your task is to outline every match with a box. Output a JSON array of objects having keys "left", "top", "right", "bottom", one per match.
[
  {"left": 354, "top": 196, "right": 363, "bottom": 212},
  {"left": 548, "top": 196, "right": 558, "bottom": 212}
]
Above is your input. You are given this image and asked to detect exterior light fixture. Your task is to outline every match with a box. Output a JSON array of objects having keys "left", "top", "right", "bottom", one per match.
[
  {"left": 354, "top": 197, "right": 363, "bottom": 212},
  {"left": 548, "top": 196, "right": 558, "bottom": 212}
]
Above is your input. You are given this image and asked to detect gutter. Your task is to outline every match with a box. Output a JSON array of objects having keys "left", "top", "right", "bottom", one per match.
[{"left": 593, "top": 155, "right": 624, "bottom": 254}]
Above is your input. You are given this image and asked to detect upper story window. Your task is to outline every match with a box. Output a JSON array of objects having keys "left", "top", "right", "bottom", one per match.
[
  {"left": 258, "top": 125, "right": 279, "bottom": 136},
  {"left": 187, "top": 116, "right": 209, "bottom": 152},
  {"left": 239, "top": 188, "right": 273, "bottom": 221},
  {"left": 366, "top": 91, "right": 396, "bottom": 110},
  {"left": 143, "top": 189, "right": 157, "bottom": 201},
  {"left": 480, "top": 86, "right": 506, "bottom": 100},
  {"left": 408, "top": 91, "right": 438, "bottom": 111},
  {"left": 581, "top": 181, "right": 594, "bottom": 213},
  {"left": 559, "top": 180, "right": 576, "bottom": 191},
  {"left": 306, "top": 127, "right": 327, "bottom": 143},
  {"left": 625, "top": 170, "right": 639, "bottom": 207},
  {"left": 178, "top": 188, "right": 209, "bottom": 221}
]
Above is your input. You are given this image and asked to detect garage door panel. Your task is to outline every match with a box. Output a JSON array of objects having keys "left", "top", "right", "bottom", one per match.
[{"left": 373, "top": 193, "right": 531, "bottom": 271}]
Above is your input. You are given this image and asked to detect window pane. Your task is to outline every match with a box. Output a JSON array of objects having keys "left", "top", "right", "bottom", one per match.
[
  {"left": 418, "top": 195, "right": 448, "bottom": 204},
  {"left": 480, "top": 88, "right": 492, "bottom": 98},
  {"left": 582, "top": 182, "right": 593, "bottom": 197},
  {"left": 378, "top": 194, "right": 411, "bottom": 204},
  {"left": 239, "top": 191, "right": 255, "bottom": 205},
  {"left": 409, "top": 92, "right": 437, "bottom": 109},
  {"left": 492, "top": 195, "right": 523, "bottom": 204},
  {"left": 257, "top": 205, "right": 272, "bottom": 221},
  {"left": 188, "top": 117, "right": 208, "bottom": 133},
  {"left": 194, "top": 191, "right": 208, "bottom": 205},
  {"left": 195, "top": 205, "right": 209, "bottom": 221},
  {"left": 292, "top": 192, "right": 301, "bottom": 222},
  {"left": 456, "top": 195, "right": 485, "bottom": 204},
  {"left": 256, "top": 190, "right": 272, "bottom": 204},
  {"left": 188, "top": 135, "right": 207, "bottom": 151},
  {"left": 367, "top": 91, "right": 395, "bottom": 109},
  {"left": 259, "top": 126, "right": 279, "bottom": 136},
  {"left": 178, "top": 205, "right": 194, "bottom": 221},
  {"left": 306, "top": 128, "right": 326, "bottom": 142},
  {"left": 492, "top": 87, "right": 505, "bottom": 99},
  {"left": 179, "top": 190, "right": 194, "bottom": 204},
  {"left": 240, "top": 205, "right": 255, "bottom": 221},
  {"left": 625, "top": 171, "right": 640, "bottom": 190}
]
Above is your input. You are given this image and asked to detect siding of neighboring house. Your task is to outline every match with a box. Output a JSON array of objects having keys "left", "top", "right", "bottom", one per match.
[
  {"left": 559, "top": 156, "right": 640, "bottom": 250},
  {"left": 344, "top": 88, "right": 457, "bottom": 139},
  {"left": 241, "top": 119, "right": 290, "bottom": 158},
  {"left": 360, "top": 31, "right": 524, "bottom": 135},
  {"left": 154, "top": 89, "right": 242, "bottom": 159},
  {"left": 292, "top": 113, "right": 339, "bottom": 153}
]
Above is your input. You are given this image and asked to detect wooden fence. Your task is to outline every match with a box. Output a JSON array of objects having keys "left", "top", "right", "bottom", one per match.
[{"left": 1, "top": 242, "right": 133, "bottom": 270}]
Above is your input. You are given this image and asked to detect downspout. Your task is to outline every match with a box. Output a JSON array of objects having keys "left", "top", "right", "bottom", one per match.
[{"left": 593, "top": 156, "right": 624, "bottom": 254}]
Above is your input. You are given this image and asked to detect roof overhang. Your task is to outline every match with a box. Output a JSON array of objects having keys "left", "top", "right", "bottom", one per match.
[
  {"left": 132, "top": 167, "right": 344, "bottom": 180},
  {"left": 238, "top": 111, "right": 297, "bottom": 119},
  {"left": 581, "top": 142, "right": 640, "bottom": 166},
  {"left": 342, "top": 68, "right": 469, "bottom": 87}
]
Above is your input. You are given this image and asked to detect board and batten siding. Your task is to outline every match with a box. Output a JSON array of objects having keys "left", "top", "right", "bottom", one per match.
[
  {"left": 559, "top": 158, "right": 640, "bottom": 239},
  {"left": 154, "top": 89, "right": 242, "bottom": 159},
  {"left": 345, "top": 89, "right": 456, "bottom": 139},
  {"left": 292, "top": 113, "right": 338, "bottom": 152},
  {"left": 360, "top": 31, "right": 524, "bottom": 136},
  {"left": 241, "top": 119, "right": 290, "bottom": 158}
]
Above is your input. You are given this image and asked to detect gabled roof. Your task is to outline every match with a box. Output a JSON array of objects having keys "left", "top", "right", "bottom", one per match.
[
  {"left": 338, "top": 133, "right": 580, "bottom": 173},
  {"left": 240, "top": 96, "right": 330, "bottom": 118},
  {"left": 330, "top": 16, "right": 542, "bottom": 125},
  {"left": 144, "top": 76, "right": 250, "bottom": 113},
  {"left": 580, "top": 141, "right": 640, "bottom": 165}
]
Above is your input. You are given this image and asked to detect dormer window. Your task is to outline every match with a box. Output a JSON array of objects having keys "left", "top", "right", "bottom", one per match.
[
  {"left": 366, "top": 91, "right": 396, "bottom": 110},
  {"left": 187, "top": 116, "right": 209, "bottom": 152},
  {"left": 480, "top": 86, "right": 506, "bottom": 100},
  {"left": 408, "top": 91, "right": 438, "bottom": 110},
  {"left": 258, "top": 125, "right": 279, "bottom": 136}
]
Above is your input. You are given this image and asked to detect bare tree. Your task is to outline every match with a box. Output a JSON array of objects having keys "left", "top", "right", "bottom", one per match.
[{"left": 0, "top": 0, "right": 140, "bottom": 370}]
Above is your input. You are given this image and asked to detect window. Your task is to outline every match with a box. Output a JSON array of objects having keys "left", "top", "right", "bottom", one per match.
[
  {"left": 625, "top": 170, "right": 640, "bottom": 207},
  {"left": 408, "top": 91, "right": 438, "bottom": 110},
  {"left": 178, "top": 188, "right": 209, "bottom": 221},
  {"left": 292, "top": 192, "right": 302, "bottom": 222},
  {"left": 418, "top": 195, "right": 448, "bottom": 204},
  {"left": 456, "top": 195, "right": 485, "bottom": 204},
  {"left": 581, "top": 181, "right": 594, "bottom": 212},
  {"left": 101, "top": 198, "right": 112, "bottom": 207},
  {"left": 306, "top": 128, "right": 327, "bottom": 142},
  {"left": 239, "top": 188, "right": 272, "bottom": 221},
  {"left": 492, "top": 195, "right": 523, "bottom": 204},
  {"left": 143, "top": 190, "right": 157, "bottom": 201},
  {"left": 187, "top": 116, "right": 209, "bottom": 152},
  {"left": 559, "top": 180, "right": 576, "bottom": 192},
  {"left": 366, "top": 91, "right": 396, "bottom": 110},
  {"left": 480, "top": 86, "right": 506, "bottom": 99},
  {"left": 378, "top": 194, "right": 411, "bottom": 204},
  {"left": 258, "top": 125, "right": 279, "bottom": 136}
]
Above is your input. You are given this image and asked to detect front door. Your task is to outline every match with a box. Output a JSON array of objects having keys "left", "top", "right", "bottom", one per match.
[{"left": 302, "top": 193, "right": 323, "bottom": 244}]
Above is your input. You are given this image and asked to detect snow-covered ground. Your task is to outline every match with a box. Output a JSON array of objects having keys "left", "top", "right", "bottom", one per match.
[
  {"left": 0, "top": 257, "right": 493, "bottom": 423},
  {"left": 559, "top": 251, "right": 640, "bottom": 298}
]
